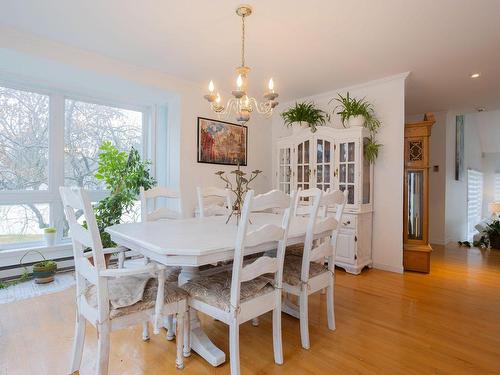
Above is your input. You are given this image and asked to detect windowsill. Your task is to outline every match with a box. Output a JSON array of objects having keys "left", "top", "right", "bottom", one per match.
[{"left": 0, "top": 243, "right": 73, "bottom": 265}]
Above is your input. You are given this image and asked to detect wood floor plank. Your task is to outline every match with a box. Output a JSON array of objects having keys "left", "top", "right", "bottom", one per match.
[{"left": 1, "top": 244, "right": 499, "bottom": 374}]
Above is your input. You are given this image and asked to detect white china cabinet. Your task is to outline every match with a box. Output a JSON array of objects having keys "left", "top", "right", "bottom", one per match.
[{"left": 276, "top": 126, "right": 373, "bottom": 274}]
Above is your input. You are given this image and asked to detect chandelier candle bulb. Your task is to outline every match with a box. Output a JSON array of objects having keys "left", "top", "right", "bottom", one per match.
[{"left": 209, "top": 80, "right": 215, "bottom": 93}]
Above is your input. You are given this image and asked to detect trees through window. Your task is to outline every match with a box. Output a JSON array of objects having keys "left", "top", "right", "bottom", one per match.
[{"left": 0, "top": 85, "right": 146, "bottom": 249}]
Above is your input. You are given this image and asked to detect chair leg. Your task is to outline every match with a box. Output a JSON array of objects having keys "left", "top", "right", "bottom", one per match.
[
  {"left": 183, "top": 309, "right": 191, "bottom": 358},
  {"left": 299, "top": 291, "right": 310, "bottom": 349},
  {"left": 69, "top": 313, "right": 86, "bottom": 374},
  {"left": 96, "top": 322, "right": 110, "bottom": 375},
  {"left": 142, "top": 321, "right": 150, "bottom": 341},
  {"left": 229, "top": 320, "right": 240, "bottom": 375},
  {"left": 327, "top": 277, "right": 336, "bottom": 331},
  {"left": 175, "top": 313, "right": 184, "bottom": 369},
  {"left": 118, "top": 251, "right": 125, "bottom": 269},
  {"left": 272, "top": 300, "right": 283, "bottom": 365},
  {"left": 166, "top": 315, "right": 175, "bottom": 341}
]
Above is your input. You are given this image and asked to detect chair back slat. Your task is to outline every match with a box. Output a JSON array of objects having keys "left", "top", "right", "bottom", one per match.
[
  {"left": 314, "top": 216, "right": 338, "bottom": 235},
  {"left": 309, "top": 242, "right": 333, "bottom": 262},
  {"left": 229, "top": 189, "right": 297, "bottom": 312},
  {"left": 196, "top": 186, "right": 232, "bottom": 218},
  {"left": 140, "top": 186, "right": 182, "bottom": 222},
  {"left": 252, "top": 189, "right": 291, "bottom": 212},
  {"left": 245, "top": 224, "right": 285, "bottom": 248},
  {"left": 147, "top": 207, "right": 182, "bottom": 221},
  {"left": 240, "top": 256, "right": 279, "bottom": 283}
]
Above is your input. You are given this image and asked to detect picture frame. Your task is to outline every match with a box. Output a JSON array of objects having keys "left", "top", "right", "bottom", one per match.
[{"left": 197, "top": 117, "right": 248, "bottom": 166}]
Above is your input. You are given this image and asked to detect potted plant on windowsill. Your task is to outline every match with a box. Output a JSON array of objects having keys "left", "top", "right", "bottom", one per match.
[
  {"left": 281, "top": 101, "right": 330, "bottom": 133},
  {"left": 43, "top": 227, "right": 57, "bottom": 246},
  {"left": 19, "top": 250, "right": 57, "bottom": 284}
]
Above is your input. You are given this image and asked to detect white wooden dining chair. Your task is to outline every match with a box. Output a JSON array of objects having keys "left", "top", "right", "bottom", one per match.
[
  {"left": 181, "top": 189, "right": 297, "bottom": 375},
  {"left": 139, "top": 185, "right": 184, "bottom": 340},
  {"left": 60, "top": 187, "right": 189, "bottom": 374},
  {"left": 282, "top": 188, "right": 347, "bottom": 349},
  {"left": 196, "top": 186, "right": 232, "bottom": 218}
]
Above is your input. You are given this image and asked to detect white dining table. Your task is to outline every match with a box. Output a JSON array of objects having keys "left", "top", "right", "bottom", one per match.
[{"left": 106, "top": 213, "right": 311, "bottom": 367}]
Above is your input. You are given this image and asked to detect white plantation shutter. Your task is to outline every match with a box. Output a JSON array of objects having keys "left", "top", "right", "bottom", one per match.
[
  {"left": 467, "top": 169, "right": 483, "bottom": 240},
  {"left": 495, "top": 174, "right": 500, "bottom": 202}
]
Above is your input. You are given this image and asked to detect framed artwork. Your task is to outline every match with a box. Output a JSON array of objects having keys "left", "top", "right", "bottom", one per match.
[
  {"left": 455, "top": 114, "right": 464, "bottom": 181},
  {"left": 197, "top": 117, "right": 248, "bottom": 166}
]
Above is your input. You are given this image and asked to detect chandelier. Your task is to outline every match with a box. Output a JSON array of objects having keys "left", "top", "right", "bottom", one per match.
[{"left": 203, "top": 5, "right": 279, "bottom": 124}]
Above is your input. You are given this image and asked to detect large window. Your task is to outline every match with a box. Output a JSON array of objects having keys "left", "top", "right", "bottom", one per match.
[
  {"left": 0, "top": 84, "right": 148, "bottom": 250},
  {"left": 467, "top": 169, "right": 483, "bottom": 240}
]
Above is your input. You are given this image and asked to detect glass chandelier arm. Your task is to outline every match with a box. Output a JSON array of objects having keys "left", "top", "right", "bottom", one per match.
[
  {"left": 213, "top": 98, "right": 238, "bottom": 120},
  {"left": 248, "top": 97, "right": 273, "bottom": 116}
]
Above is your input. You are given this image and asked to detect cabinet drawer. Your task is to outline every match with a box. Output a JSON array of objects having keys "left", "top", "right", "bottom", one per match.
[{"left": 339, "top": 214, "right": 356, "bottom": 229}]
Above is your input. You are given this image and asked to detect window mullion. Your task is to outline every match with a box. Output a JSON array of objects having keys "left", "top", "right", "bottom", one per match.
[{"left": 49, "top": 94, "right": 65, "bottom": 241}]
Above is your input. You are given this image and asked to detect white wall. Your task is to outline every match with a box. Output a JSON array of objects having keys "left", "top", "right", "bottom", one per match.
[
  {"left": 443, "top": 111, "right": 484, "bottom": 243},
  {"left": 272, "top": 73, "right": 408, "bottom": 273},
  {"left": 0, "top": 27, "right": 273, "bottom": 216}
]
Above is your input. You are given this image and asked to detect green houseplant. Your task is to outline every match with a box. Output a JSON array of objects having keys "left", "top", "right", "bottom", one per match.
[
  {"left": 485, "top": 219, "right": 500, "bottom": 249},
  {"left": 331, "top": 92, "right": 381, "bottom": 131},
  {"left": 93, "top": 141, "right": 156, "bottom": 249},
  {"left": 331, "top": 92, "right": 382, "bottom": 164},
  {"left": 281, "top": 101, "right": 330, "bottom": 133},
  {"left": 19, "top": 250, "right": 57, "bottom": 284}
]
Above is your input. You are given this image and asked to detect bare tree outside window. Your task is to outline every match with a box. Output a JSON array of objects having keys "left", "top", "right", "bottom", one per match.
[{"left": 0, "top": 86, "right": 143, "bottom": 248}]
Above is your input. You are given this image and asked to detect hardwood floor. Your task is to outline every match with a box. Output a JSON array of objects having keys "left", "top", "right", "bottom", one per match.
[{"left": 1, "top": 244, "right": 499, "bottom": 374}]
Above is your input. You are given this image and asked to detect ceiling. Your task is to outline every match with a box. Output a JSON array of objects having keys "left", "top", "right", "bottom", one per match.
[{"left": 1, "top": 0, "right": 500, "bottom": 115}]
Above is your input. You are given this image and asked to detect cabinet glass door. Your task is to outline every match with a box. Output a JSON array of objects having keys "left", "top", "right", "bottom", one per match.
[
  {"left": 296, "top": 140, "right": 310, "bottom": 192},
  {"left": 316, "top": 138, "right": 333, "bottom": 191},
  {"left": 338, "top": 141, "right": 356, "bottom": 204},
  {"left": 278, "top": 146, "right": 292, "bottom": 194}
]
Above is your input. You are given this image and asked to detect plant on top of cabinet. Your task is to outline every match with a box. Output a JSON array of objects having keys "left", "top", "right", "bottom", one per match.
[
  {"left": 331, "top": 92, "right": 382, "bottom": 163},
  {"left": 281, "top": 101, "right": 330, "bottom": 133}
]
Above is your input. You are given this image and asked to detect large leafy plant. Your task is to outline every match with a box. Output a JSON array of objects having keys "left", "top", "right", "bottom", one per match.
[
  {"left": 331, "top": 92, "right": 382, "bottom": 164},
  {"left": 281, "top": 101, "right": 330, "bottom": 133},
  {"left": 94, "top": 141, "right": 156, "bottom": 248}
]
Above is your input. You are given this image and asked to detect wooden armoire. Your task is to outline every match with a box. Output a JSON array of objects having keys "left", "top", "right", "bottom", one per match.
[{"left": 403, "top": 113, "right": 435, "bottom": 273}]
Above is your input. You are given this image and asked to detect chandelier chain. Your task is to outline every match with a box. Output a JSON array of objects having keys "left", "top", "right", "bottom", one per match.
[{"left": 241, "top": 15, "right": 245, "bottom": 67}]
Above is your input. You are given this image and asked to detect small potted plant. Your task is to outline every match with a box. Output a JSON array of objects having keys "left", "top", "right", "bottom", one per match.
[
  {"left": 43, "top": 227, "right": 57, "bottom": 246},
  {"left": 331, "top": 92, "right": 381, "bottom": 131},
  {"left": 19, "top": 250, "right": 57, "bottom": 284},
  {"left": 281, "top": 101, "right": 330, "bottom": 133},
  {"left": 486, "top": 219, "right": 500, "bottom": 249}
]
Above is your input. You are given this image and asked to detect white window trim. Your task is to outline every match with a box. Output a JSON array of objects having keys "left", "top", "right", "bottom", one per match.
[{"left": 0, "top": 82, "right": 154, "bottom": 256}]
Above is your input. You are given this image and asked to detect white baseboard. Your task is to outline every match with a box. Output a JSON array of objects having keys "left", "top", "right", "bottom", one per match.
[{"left": 372, "top": 262, "right": 404, "bottom": 274}]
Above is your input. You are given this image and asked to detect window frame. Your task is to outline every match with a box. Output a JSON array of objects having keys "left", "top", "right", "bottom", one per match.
[{"left": 0, "top": 82, "right": 153, "bottom": 251}]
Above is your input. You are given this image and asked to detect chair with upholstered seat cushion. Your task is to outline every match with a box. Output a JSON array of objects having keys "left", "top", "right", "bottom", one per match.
[
  {"left": 60, "top": 187, "right": 189, "bottom": 374},
  {"left": 282, "top": 188, "right": 347, "bottom": 350},
  {"left": 182, "top": 189, "right": 296, "bottom": 375},
  {"left": 84, "top": 277, "right": 188, "bottom": 320}
]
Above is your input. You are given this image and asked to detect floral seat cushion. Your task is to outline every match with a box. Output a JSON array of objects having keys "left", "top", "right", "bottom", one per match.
[
  {"left": 286, "top": 243, "right": 305, "bottom": 257},
  {"left": 283, "top": 254, "right": 329, "bottom": 286},
  {"left": 181, "top": 271, "right": 275, "bottom": 312},
  {"left": 85, "top": 277, "right": 188, "bottom": 319}
]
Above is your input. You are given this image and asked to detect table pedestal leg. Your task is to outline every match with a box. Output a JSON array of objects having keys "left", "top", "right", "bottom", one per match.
[{"left": 178, "top": 266, "right": 226, "bottom": 367}]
